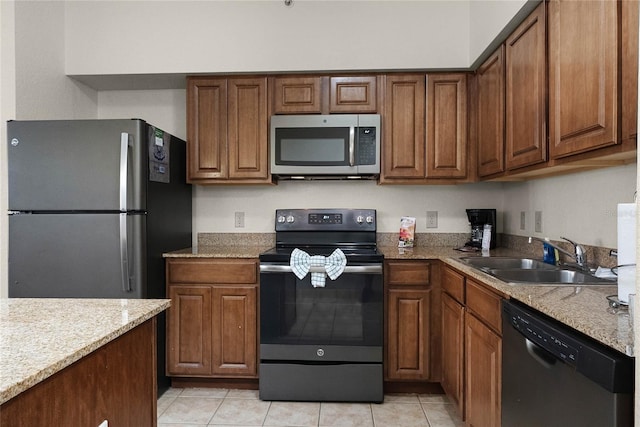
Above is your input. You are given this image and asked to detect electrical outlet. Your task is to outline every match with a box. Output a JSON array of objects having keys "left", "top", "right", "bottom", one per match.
[
  {"left": 520, "top": 211, "right": 526, "bottom": 230},
  {"left": 534, "top": 211, "right": 542, "bottom": 233},
  {"left": 426, "top": 211, "right": 438, "bottom": 228},
  {"left": 234, "top": 212, "right": 245, "bottom": 228}
]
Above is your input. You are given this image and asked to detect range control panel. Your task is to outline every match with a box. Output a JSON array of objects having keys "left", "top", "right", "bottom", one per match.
[{"left": 275, "top": 208, "right": 376, "bottom": 232}]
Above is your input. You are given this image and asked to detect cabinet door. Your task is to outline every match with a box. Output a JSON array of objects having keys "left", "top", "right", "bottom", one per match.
[
  {"left": 426, "top": 73, "right": 467, "bottom": 178},
  {"left": 381, "top": 75, "right": 426, "bottom": 180},
  {"left": 505, "top": 2, "right": 547, "bottom": 170},
  {"left": 273, "top": 76, "right": 322, "bottom": 114},
  {"left": 212, "top": 286, "right": 258, "bottom": 377},
  {"left": 465, "top": 313, "right": 501, "bottom": 427},
  {"left": 386, "top": 288, "right": 431, "bottom": 380},
  {"left": 441, "top": 293, "right": 464, "bottom": 416},
  {"left": 622, "top": 0, "right": 639, "bottom": 143},
  {"left": 167, "top": 285, "right": 213, "bottom": 376},
  {"left": 228, "top": 78, "right": 270, "bottom": 181},
  {"left": 548, "top": 0, "right": 618, "bottom": 158},
  {"left": 477, "top": 47, "right": 505, "bottom": 177},
  {"left": 330, "top": 76, "right": 378, "bottom": 113},
  {"left": 187, "top": 77, "right": 228, "bottom": 180}
]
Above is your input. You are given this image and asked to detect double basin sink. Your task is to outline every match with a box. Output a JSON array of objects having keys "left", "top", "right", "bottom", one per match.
[{"left": 460, "top": 257, "right": 615, "bottom": 286}]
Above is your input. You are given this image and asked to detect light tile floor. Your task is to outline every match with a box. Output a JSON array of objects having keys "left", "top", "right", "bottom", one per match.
[{"left": 157, "top": 387, "right": 464, "bottom": 426}]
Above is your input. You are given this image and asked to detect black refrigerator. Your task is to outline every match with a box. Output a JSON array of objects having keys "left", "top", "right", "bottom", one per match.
[{"left": 7, "top": 118, "right": 192, "bottom": 389}]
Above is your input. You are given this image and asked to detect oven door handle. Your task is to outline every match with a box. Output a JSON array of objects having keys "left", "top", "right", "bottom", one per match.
[{"left": 260, "top": 264, "right": 382, "bottom": 274}]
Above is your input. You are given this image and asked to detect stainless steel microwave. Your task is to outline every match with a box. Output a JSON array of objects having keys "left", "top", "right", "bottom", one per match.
[{"left": 270, "top": 114, "right": 381, "bottom": 178}]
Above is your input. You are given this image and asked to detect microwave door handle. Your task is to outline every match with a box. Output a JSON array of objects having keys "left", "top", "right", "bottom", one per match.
[{"left": 349, "top": 126, "right": 355, "bottom": 166}]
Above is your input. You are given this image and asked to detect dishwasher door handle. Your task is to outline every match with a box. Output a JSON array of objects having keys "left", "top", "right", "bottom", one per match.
[{"left": 525, "top": 338, "right": 557, "bottom": 369}]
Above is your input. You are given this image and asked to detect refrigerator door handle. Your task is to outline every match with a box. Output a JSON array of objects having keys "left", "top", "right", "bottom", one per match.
[
  {"left": 119, "top": 133, "right": 130, "bottom": 211},
  {"left": 119, "top": 213, "right": 131, "bottom": 292}
]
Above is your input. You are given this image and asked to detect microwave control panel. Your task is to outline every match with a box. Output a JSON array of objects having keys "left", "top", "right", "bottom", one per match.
[{"left": 357, "top": 127, "right": 377, "bottom": 165}]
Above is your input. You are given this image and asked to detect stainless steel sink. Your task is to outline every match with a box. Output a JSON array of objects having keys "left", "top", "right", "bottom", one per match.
[
  {"left": 485, "top": 268, "right": 614, "bottom": 285},
  {"left": 460, "top": 257, "right": 615, "bottom": 286},
  {"left": 461, "top": 257, "right": 557, "bottom": 271}
]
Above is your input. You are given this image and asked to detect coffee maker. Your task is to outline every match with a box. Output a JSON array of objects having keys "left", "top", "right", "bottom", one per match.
[{"left": 465, "top": 209, "right": 497, "bottom": 249}]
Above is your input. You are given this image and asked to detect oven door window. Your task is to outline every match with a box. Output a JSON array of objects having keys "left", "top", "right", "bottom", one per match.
[
  {"left": 260, "top": 271, "right": 383, "bottom": 347},
  {"left": 274, "top": 127, "right": 350, "bottom": 166}
]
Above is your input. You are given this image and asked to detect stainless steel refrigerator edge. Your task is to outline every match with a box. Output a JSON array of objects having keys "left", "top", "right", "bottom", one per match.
[{"left": 7, "top": 119, "right": 192, "bottom": 389}]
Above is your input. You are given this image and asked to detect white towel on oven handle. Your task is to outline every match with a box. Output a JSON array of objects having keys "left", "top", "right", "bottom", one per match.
[{"left": 290, "top": 248, "right": 347, "bottom": 287}]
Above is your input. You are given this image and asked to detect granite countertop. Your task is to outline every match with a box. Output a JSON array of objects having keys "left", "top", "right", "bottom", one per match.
[
  {"left": 165, "top": 243, "right": 632, "bottom": 356},
  {"left": 379, "top": 245, "right": 630, "bottom": 356},
  {"left": 164, "top": 244, "right": 272, "bottom": 259},
  {"left": 0, "top": 298, "right": 170, "bottom": 405}
]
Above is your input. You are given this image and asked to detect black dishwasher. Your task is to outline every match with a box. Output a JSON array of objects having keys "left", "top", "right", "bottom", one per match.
[{"left": 502, "top": 299, "right": 634, "bottom": 427}]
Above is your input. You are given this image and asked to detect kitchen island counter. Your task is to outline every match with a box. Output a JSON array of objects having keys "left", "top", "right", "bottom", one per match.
[{"left": 0, "top": 298, "right": 170, "bottom": 405}]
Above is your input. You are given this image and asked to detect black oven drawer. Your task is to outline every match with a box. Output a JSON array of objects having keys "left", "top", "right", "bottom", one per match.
[{"left": 259, "top": 362, "right": 383, "bottom": 403}]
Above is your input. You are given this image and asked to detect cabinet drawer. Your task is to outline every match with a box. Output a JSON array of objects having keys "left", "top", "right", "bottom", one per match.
[
  {"left": 168, "top": 259, "right": 258, "bottom": 284},
  {"left": 442, "top": 266, "right": 465, "bottom": 303},
  {"left": 386, "top": 261, "right": 430, "bottom": 286},
  {"left": 465, "top": 279, "right": 502, "bottom": 334}
]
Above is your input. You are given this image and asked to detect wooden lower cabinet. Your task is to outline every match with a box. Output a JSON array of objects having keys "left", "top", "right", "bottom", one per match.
[
  {"left": 441, "top": 265, "right": 503, "bottom": 427},
  {"left": 167, "top": 285, "right": 213, "bottom": 376},
  {"left": 465, "top": 312, "right": 502, "bottom": 427},
  {"left": 441, "top": 292, "right": 464, "bottom": 414},
  {"left": 387, "top": 287, "right": 432, "bottom": 380},
  {"left": 166, "top": 258, "right": 259, "bottom": 379},
  {"left": 385, "top": 260, "right": 441, "bottom": 383}
]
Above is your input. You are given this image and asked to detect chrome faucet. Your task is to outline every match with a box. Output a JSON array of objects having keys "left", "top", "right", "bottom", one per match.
[{"left": 528, "top": 236, "right": 587, "bottom": 269}]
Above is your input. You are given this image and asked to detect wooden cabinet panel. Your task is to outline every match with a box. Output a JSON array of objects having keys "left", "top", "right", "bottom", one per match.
[
  {"left": 273, "top": 76, "right": 322, "bottom": 114},
  {"left": 381, "top": 74, "right": 426, "bottom": 179},
  {"left": 187, "top": 78, "right": 227, "bottom": 180},
  {"left": 441, "top": 293, "right": 464, "bottom": 416},
  {"left": 426, "top": 73, "right": 468, "bottom": 178},
  {"left": 465, "top": 312, "right": 501, "bottom": 427},
  {"left": 466, "top": 279, "right": 502, "bottom": 334},
  {"left": 166, "top": 258, "right": 259, "bottom": 380},
  {"left": 187, "top": 76, "right": 270, "bottom": 184},
  {"left": 505, "top": 2, "right": 547, "bottom": 170},
  {"left": 622, "top": 0, "right": 639, "bottom": 142},
  {"left": 477, "top": 46, "right": 505, "bottom": 177},
  {"left": 167, "top": 285, "right": 213, "bottom": 376},
  {"left": 548, "top": 0, "right": 618, "bottom": 158},
  {"left": 228, "top": 78, "right": 269, "bottom": 179},
  {"left": 212, "top": 286, "right": 258, "bottom": 377},
  {"left": 386, "top": 261, "right": 430, "bottom": 286},
  {"left": 168, "top": 259, "right": 258, "bottom": 284},
  {"left": 442, "top": 265, "right": 465, "bottom": 304},
  {"left": 387, "top": 288, "right": 431, "bottom": 380},
  {"left": 330, "top": 76, "right": 378, "bottom": 113}
]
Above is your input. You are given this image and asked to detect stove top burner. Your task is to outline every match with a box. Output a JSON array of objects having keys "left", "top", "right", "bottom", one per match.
[
  {"left": 262, "top": 209, "right": 382, "bottom": 263},
  {"left": 259, "top": 245, "right": 383, "bottom": 263}
]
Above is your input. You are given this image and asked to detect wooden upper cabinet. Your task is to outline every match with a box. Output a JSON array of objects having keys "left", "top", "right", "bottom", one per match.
[
  {"left": 187, "top": 76, "right": 270, "bottom": 184},
  {"left": 505, "top": 2, "right": 547, "bottom": 170},
  {"left": 381, "top": 74, "right": 426, "bottom": 180},
  {"left": 548, "top": 0, "right": 618, "bottom": 158},
  {"left": 228, "top": 78, "right": 269, "bottom": 180},
  {"left": 273, "top": 76, "right": 322, "bottom": 114},
  {"left": 187, "top": 77, "right": 227, "bottom": 180},
  {"left": 476, "top": 46, "right": 505, "bottom": 177},
  {"left": 622, "top": 0, "right": 639, "bottom": 143},
  {"left": 426, "top": 73, "right": 467, "bottom": 178},
  {"left": 329, "top": 76, "right": 378, "bottom": 113}
]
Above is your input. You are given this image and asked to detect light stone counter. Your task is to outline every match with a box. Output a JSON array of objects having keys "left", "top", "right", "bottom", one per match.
[
  {"left": 0, "top": 298, "right": 170, "bottom": 405},
  {"left": 379, "top": 245, "right": 632, "bottom": 356}
]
